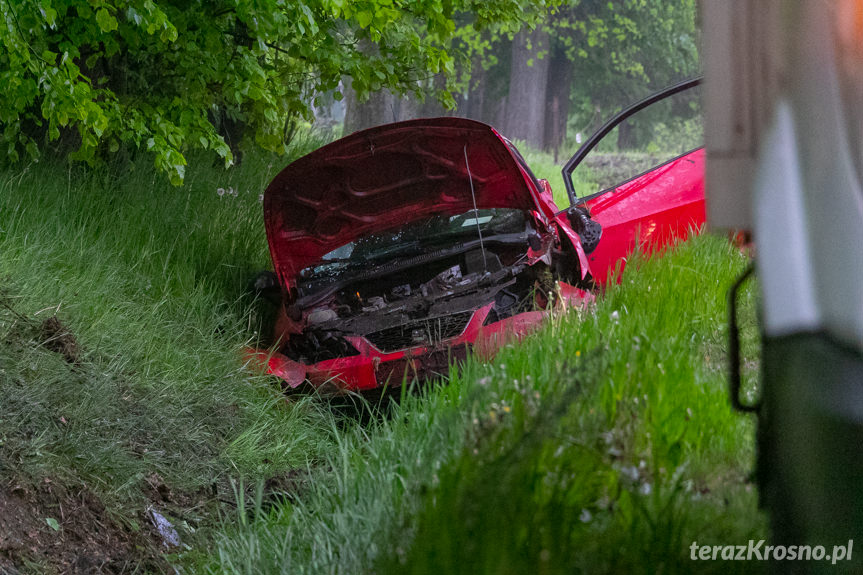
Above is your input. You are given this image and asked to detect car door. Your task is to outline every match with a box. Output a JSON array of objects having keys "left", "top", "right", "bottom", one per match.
[{"left": 561, "top": 77, "right": 705, "bottom": 284}]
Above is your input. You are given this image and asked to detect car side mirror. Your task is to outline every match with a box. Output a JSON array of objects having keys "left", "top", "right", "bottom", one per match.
[
  {"left": 565, "top": 206, "right": 588, "bottom": 233},
  {"left": 566, "top": 206, "right": 602, "bottom": 254}
]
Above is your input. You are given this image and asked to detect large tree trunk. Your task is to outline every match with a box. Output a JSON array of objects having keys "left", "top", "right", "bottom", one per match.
[
  {"left": 462, "top": 54, "right": 486, "bottom": 121},
  {"left": 418, "top": 74, "right": 450, "bottom": 118},
  {"left": 503, "top": 25, "right": 551, "bottom": 148},
  {"left": 343, "top": 78, "right": 397, "bottom": 135},
  {"left": 543, "top": 43, "right": 574, "bottom": 161},
  {"left": 461, "top": 48, "right": 490, "bottom": 122},
  {"left": 343, "top": 74, "right": 451, "bottom": 134},
  {"left": 453, "top": 32, "right": 511, "bottom": 126},
  {"left": 616, "top": 119, "right": 637, "bottom": 150}
]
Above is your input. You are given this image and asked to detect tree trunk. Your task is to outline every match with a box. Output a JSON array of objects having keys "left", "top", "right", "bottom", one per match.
[
  {"left": 342, "top": 77, "right": 397, "bottom": 135},
  {"left": 543, "top": 43, "right": 574, "bottom": 160},
  {"left": 463, "top": 56, "right": 485, "bottom": 120},
  {"left": 461, "top": 33, "right": 511, "bottom": 127},
  {"left": 343, "top": 73, "right": 454, "bottom": 133},
  {"left": 503, "top": 25, "right": 551, "bottom": 148},
  {"left": 616, "top": 119, "right": 637, "bottom": 150},
  {"left": 418, "top": 74, "right": 450, "bottom": 118}
]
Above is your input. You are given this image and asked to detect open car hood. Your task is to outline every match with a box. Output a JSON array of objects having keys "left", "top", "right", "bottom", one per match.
[{"left": 263, "top": 118, "right": 539, "bottom": 288}]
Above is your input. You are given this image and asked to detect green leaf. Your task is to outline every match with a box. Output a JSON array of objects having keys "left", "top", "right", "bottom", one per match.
[
  {"left": 41, "top": 6, "right": 58, "bottom": 28},
  {"left": 95, "top": 8, "right": 118, "bottom": 33},
  {"left": 356, "top": 11, "right": 372, "bottom": 28},
  {"left": 46, "top": 517, "right": 60, "bottom": 531}
]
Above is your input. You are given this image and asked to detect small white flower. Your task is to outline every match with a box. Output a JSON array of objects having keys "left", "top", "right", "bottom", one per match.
[
  {"left": 258, "top": 193, "right": 264, "bottom": 202},
  {"left": 217, "top": 187, "right": 226, "bottom": 196},
  {"left": 579, "top": 509, "right": 592, "bottom": 523},
  {"left": 621, "top": 465, "right": 639, "bottom": 482}
]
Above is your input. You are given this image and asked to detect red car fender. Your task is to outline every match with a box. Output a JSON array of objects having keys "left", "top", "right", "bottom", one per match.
[
  {"left": 243, "top": 348, "right": 307, "bottom": 388},
  {"left": 584, "top": 149, "right": 706, "bottom": 284}
]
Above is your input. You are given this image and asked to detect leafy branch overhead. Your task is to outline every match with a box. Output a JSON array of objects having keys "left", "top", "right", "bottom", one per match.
[{"left": 0, "top": 0, "right": 553, "bottom": 184}]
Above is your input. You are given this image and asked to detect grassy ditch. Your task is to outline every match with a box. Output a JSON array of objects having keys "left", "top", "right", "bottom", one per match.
[
  {"left": 0, "top": 141, "right": 763, "bottom": 573},
  {"left": 381, "top": 235, "right": 764, "bottom": 575},
  {"left": 0, "top": 136, "right": 342, "bottom": 571}
]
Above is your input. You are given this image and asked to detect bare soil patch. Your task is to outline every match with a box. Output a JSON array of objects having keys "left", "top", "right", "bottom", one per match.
[
  {"left": 38, "top": 316, "right": 81, "bottom": 365},
  {"left": 0, "top": 476, "right": 169, "bottom": 574}
]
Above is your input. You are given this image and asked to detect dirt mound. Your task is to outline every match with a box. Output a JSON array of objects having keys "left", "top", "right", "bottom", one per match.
[
  {"left": 39, "top": 316, "right": 81, "bottom": 364},
  {"left": 0, "top": 477, "right": 169, "bottom": 574}
]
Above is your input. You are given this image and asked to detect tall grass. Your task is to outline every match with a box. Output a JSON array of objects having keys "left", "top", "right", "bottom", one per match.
[
  {"left": 382, "top": 235, "right": 763, "bottom": 575},
  {"left": 0, "top": 131, "right": 335, "bottom": 511}
]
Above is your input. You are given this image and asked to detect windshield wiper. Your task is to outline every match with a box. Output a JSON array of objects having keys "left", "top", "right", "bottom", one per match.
[{"left": 364, "top": 240, "right": 424, "bottom": 261}]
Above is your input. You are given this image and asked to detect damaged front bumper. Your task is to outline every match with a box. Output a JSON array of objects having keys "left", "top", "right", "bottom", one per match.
[{"left": 245, "top": 286, "right": 591, "bottom": 392}]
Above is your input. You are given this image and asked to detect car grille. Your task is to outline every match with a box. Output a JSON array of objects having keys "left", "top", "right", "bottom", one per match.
[{"left": 365, "top": 311, "right": 474, "bottom": 353}]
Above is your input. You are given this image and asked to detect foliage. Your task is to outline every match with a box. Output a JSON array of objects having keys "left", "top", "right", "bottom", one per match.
[
  {"left": 446, "top": 0, "right": 700, "bottom": 154},
  {"left": 0, "top": 0, "right": 546, "bottom": 183},
  {"left": 560, "top": 0, "right": 701, "bottom": 141}
]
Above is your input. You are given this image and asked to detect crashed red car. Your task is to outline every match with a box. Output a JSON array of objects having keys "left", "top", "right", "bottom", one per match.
[{"left": 248, "top": 78, "right": 705, "bottom": 392}]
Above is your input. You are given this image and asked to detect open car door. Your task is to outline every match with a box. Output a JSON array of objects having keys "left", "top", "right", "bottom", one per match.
[{"left": 561, "top": 77, "right": 705, "bottom": 284}]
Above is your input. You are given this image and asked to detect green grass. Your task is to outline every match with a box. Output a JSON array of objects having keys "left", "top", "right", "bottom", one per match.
[
  {"left": 0, "top": 133, "right": 341, "bottom": 559},
  {"left": 382, "top": 236, "right": 764, "bottom": 575},
  {"left": 0, "top": 137, "right": 763, "bottom": 573},
  {"left": 514, "top": 142, "right": 594, "bottom": 207},
  {"left": 203, "top": 234, "right": 764, "bottom": 574}
]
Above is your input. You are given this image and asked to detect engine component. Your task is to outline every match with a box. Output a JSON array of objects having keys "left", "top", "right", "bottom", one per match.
[
  {"left": 308, "top": 308, "right": 338, "bottom": 325},
  {"left": 284, "top": 329, "right": 360, "bottom": 364},
  {"left": 366, "top": 311, "right": 474, "bottom": 353},
  {"left": 362, "top": 296, "right": 387, "bottom": 313},
  {"left": 421, "top": 265, "right": 463, "bottom": 297},
  {"left": 483, "top": 288, "right": 521, "bottom": 324},
  {"left": 391, "top": 284, "right": 411, "bottom": 298},
  {"left": 465, "top": 249, "right": 502, "bottom": 274}
]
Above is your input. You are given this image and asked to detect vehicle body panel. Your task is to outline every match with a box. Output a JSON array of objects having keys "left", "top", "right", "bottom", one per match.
[
  {"left": 582, "top": 148, "right": 706, "bottom": 283},
  {"left": 263, "top": 118, "right": 540, "bottom": 288}
]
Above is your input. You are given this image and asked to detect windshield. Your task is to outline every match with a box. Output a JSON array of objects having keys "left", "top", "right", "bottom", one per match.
[{"left": 303, "top": 208, "right": 527, "bottom": 277}]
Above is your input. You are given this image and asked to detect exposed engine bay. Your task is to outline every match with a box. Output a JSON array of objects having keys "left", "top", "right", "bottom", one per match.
[{"left": 283, "top": 244, "right": 558, "bottom": 364}]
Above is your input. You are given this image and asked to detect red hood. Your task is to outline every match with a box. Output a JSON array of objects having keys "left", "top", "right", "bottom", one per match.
[{"left": 263, "top": 118, "right": 539, "bottom": 288}]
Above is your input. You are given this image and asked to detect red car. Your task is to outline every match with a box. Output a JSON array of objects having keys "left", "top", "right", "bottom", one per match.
[{"left": 248, "top": 78, "right": 705, "bottom": 392}]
